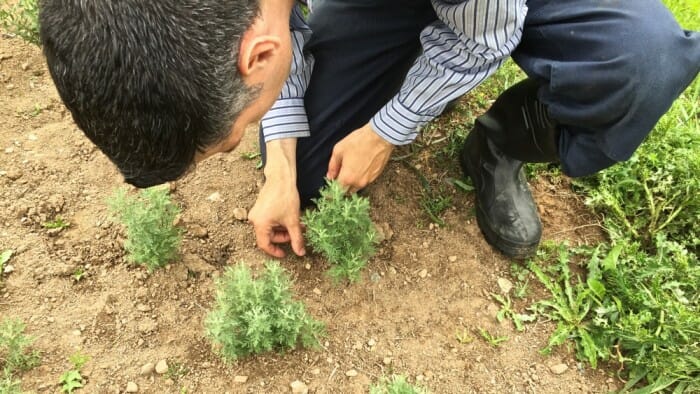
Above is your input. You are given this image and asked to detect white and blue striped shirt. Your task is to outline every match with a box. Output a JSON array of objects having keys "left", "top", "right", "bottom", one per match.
[{"left": 261, "top": 0, "right": 528, "bottom": 145}]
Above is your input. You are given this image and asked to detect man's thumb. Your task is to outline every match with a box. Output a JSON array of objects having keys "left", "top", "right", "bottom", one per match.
[{"left": 288, "top": 224, "right": 306, "bottom": 256}]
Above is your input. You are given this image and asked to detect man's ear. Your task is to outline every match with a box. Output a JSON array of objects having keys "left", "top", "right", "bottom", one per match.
[{"left": 239, "top": 33, "right": 282, "bottom": 77}]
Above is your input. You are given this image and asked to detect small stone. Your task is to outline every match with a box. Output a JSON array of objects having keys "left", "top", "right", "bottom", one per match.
[
  {"left": 126, "top": 382, "right": 138, "bottom": 393},
  {"left": 549, "top": 364, "right": 568, "bottom": 375},
  {"left": 136, "top": 303, "right": 151, "bottom": 312},
  {"left": 310, "top": 368, "right": 320, "bottom": 375},
  {"left": 206, "top": 192, "right": 222, "bottom": 202},
  {"left": 5, "top": 170, "right": 22, "bottom": 181},
  {"left": 345, "top": 369, "right": 358, "bottom": 377},
  {"left": 189, "top": 225, "right": 208, "bottom": 238},
  {"left": 3, "top": 264, "right": 14, "bottom": 274},
  {"left": 21, "top": 62, "right": 30, "bottom": 71},
  {"left": 304, "top": 263, "right": 311, "bottom": 270},
  {"left": 383, "top": 357, "right": 392, "bottom": 365},
  {"left": 183, "top": 253, "right": 215, "bottom": 274},
  {"left": 233, "top": 375, "right": 248, "bottom": 383},
  {"left": 367, "top": 338, "right": 376, "bottom": 347},
  {"left": 374, "top": 222, "right": 394, "bottom": 243},
  {"left": 312, "top": 288, "right": 322, "bottom": 296},
  {"left": 140, "top": 362, "right": 155, "bottom": 375},
  {"left": 155, "top": 359, "right": 169, "bottom": 374},
  {"left": 418, "top": 269, "right": 428, "bottom": 279},
  {"left": 448, "top": 255, "right": 458, "bottom": 262},
  {"left": 232, "top": 207, "right": 247, "bottom": 221},
  {"left": 290, "top": 380, "right": 308, "bottom": 394},
  {"left": 497, "top": 277, "right": 514, "bottom": 294}
]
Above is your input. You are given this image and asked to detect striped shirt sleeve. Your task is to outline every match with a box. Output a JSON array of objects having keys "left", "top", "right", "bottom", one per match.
[
  {"left": 371, "top": 0, "right": 528, "bottom": 145},
  {"left": 261, "top": 4, "right": 314, "bottom": 142}
]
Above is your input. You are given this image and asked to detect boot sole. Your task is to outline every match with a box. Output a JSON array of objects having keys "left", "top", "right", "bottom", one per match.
[{"left": 459, "top": 134, "right": 539, "bottom": 260}]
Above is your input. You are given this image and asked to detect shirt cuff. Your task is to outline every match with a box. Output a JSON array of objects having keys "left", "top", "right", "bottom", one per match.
[
  {"left": 261, "top": 98, "right": 311, "bottom": 142},
  {"left": 370, "top": 97, "right": 435, "bottom": 145}
]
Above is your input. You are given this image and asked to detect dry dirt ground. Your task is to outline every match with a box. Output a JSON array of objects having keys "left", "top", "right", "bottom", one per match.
[{"left": 1, "top": 36, "right": 619, "bottom": 393}]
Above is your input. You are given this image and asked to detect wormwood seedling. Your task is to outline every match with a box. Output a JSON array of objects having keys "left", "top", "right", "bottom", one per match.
[
  {"left": 302, "top": 179, "right": 377, "bottom": 282},
  {"left": 370, "top": 374, "right": 428, "bottom": 394},
  {"left": 0, "top": 318, "right": 40, "bottom": 386},
  {"left": 0, "top": 0, "right": 39, "bottom": 45},
  {"left": 108, "top": 187, "right": 182, "bottom": 272},
  {"left": 42, "top": 216, "right": 70, "bottom": 230},
  {"left": 205, "top": 261, "right": 325, "bottom": 361}
]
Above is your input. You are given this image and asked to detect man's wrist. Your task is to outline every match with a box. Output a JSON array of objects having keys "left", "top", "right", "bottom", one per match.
[{"left": 263, "top": 139, "right": 297, "bottom": 182}]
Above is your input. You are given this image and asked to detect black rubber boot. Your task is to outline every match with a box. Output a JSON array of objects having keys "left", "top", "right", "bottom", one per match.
[{"left": 459, "top": 79, "right": 560, "bottom": 259}]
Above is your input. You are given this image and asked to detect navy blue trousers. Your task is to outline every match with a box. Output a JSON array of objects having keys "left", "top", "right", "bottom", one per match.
[{"left": 261, "top": 0, "right": 700, "bottom": 205}]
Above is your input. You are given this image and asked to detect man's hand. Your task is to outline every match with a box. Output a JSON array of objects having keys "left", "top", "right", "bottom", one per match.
[
  {"left": 248, "top": 139, "right": 305, "bottom": 258},
  {"left": 327, "top": 123, "right": 394, "bottom": 193}
]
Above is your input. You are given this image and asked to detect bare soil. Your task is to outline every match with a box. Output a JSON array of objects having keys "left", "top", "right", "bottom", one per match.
[{"left": 1, "top": 36, "right": 618, "bottom": 393}]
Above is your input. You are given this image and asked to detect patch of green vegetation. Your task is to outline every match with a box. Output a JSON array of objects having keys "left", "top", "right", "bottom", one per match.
[
  {"left": 478, "top": 328, "right": 508, "bottom": 347},
  {"left": 455, "top": 328, "right": 474, "bottom": 344},
  {"left": 205, "top": 261, "right": 325, "bottom": 362},
  {"left": 0, "top": 318, "right": 40, "bottom": 393},
  {"left": 0, "top": 0, "right": 39, "bottom": 45},
  {"left": 42, "top": 216, "right": 70, "bottom": 230},
  {"left": 370, "top": 375, "right": 428, "bottom": 394},
  {"left": 107, "top": 187, "right": 182, "bottom": 272},
  {"left": 492, "top": 293, "right": 535, "bottom": 332},
  {"left": 419, "top": 185, "right": 452, "bottom": 227},
  {"left": 59, "top": 351, "right": 89, "bottom": 394},
  {"left": 302, "top": 179, "right": 377, "bottom": 282},
  {"left": 165, "top": 361, "right": 189, "bottom": 382}
]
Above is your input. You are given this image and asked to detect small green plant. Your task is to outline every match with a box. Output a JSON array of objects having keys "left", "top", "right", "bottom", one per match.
[
  {"left": 205, "top": 261, "right": 325, "bottom": 361},
  {"left": 302, "top": 179, "right": 377, "bottom": 282},
  {"left": 72, "top": 268, "right": 86, "bottom": 282},
  {"left": 370, "top": 375, "right": 428, "bottom": 394},
  {"left": 108, "top": 187, "right": 182, "bottom": 272},
  {"left": 59, "top": 351, "right": 90, "bottom": 394},
  {"left": 0, "top": 0, "right": 39, "bottom": 45},
  {"left": 455, "top": 328, "right": 474, "bottom": 344},
  {"left": 0, "top": 369, "right": 21, "bottom": 394},
  {"left": 0, "top": 319, "right": 40, "bottom": 374},
  {"left": 478, "top": 328, "right": 509, "bottom": 347},
  {"left": 492, "top": 294, "right": 535, "bottom": 332},
  {"left": 165, "top": 361, "right": 189, "bottom": 382},
  {"left": 42, "top": 217, "right": 71, "bottom": 230},
  {"left": 419, "top": 185, "right": 452, "bottom": 227}
]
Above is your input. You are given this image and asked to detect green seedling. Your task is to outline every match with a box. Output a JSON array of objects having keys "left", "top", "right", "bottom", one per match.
[
  {"left": 108, "top": 187, "right": 182, "bottom": 272},
  {"left": 165, "top": 362, "right": 189, "bottom": 382},
  {"left": 455, "top": 328, "right": 474, "bottom": 344},
  {"left": 492, "top": 293, "right": 535, "bottom": 332},
  {"left": 206, "top": 261, "right": 325, "bottom": 361},
  {"left": 0, "top": 0, "right": 39, "bottom": 45},
  {"left": 239, "top": 151, "right": 260, "bottom": 160},
  {"left": 478, "top": 328, "right": 508, "bottom": 347},
  {"left": 303, "top": 179, "right": 377, "bottom": 282},
  {"left": 72, "top": 268, "right": 86, "bottom": 282},
  {"left": 0, "top": 318, "right": 40, "bottom": 374},
  {"left": 419, "top": 186, "right": 452, "bottom": 227},
  {"left": 370, "top": 374, "right": 428, "bottom": 394},
  {"left": 42, "top": 217, "right": 71, "bottom": 230},
  {"left": 59, "top": 351, "right": 89, "bottom": 394}
]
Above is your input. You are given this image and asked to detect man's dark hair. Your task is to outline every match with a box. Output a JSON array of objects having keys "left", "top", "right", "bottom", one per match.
[{"left": 39, "top": 0, "right": 259, "bottom": 187}]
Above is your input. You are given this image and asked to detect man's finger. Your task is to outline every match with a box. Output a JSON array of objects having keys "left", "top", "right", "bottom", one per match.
[
  {"left": 254, "top": 225, "right": 285, "bottom": 258},
  {"left": 270, "top": 230, "right": 291, "bottom": 243},
  {"left": 326, "top": 151, "right": 341, "bottom": 179},
  {"left": 286, "top": 222, "right": 306, "bottom": 256}
]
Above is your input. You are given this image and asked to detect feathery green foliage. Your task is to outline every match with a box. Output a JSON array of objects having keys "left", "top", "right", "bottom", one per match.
[
  {"left": 370, "top": 375, "right": 428, "bottom": 394},
  {"left": 108, "top": 187, "right": 182, "bottom": 272},
  {"left": 0, "top": 318, "right": 39, "bottom": 393},
  {"left": 205, "top": 261, "right": 325, "bottom": 361},
  {"left": 302, "top": 179, "right": 377, "bottom": 282},
  {"left": 0, "top": 0, "right": 39, "bottom": 45}
]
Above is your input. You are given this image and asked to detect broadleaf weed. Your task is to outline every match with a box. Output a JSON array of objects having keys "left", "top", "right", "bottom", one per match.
[
  {"left": 370, "top": 374, "right": 428, "bottom": 394},
  {"left": 302, "top": 179, "right": 377, "bottom": 282},
  {"left": 205, "top": 261, "right": 325, "bottom": 361},
  {"left": 108, "top": 187, "right": 182, "bottom": 272}
]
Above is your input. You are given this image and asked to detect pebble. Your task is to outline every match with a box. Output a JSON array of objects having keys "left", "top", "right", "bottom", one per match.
[
  {"left": 345, "top": 369, "right": 358, "bottom": 377},
  {"left": 3, "top": 264, "right": 14, "bottom": 274},
  {"left": 140, "top": 362, "right": 155, "bottom": 375},
  {"left": 155, "top": 359, "right": 169, "bottom": 374},
  {"left": 290, "top": 380, "right": 308, "bottom": 394},
  {"left": 418, "top": 269, "right": 428, "bottom": 279},
  {"left": 232, "top": 207, "right": 248, "bottom": 221},
  {"left": 126, "top": 382, "right": 138, "bottom": 393},
  {"left": 136, "top": 303, "right": 151, "bottom": 312},
  {"left": 183, "top": 253, "right": 215, "bottom": 274},
  {"left": 497, "top": 277, "right": 514, "bottom": 294},
  {"left": 374, "top": 222, "right": 394, "bottom": 243},
  {"left": 549, "top": 364, "right": 569, "bottom": 375},
  {"left": 21, "top": 62, "right": 30, "bottom": 71},
  {"left": 233, "top": 375, "right": 248, "bottom": 383},
  {"left": 189, "top": 225, "right": 208, "bottom": 238},
  {"left": 367, "top": 338, "right": 376, "bottom": 347},
  {"left": 383, "top": 357, "right": 392, "bottom": 365},
  {"left": 304, "top": 263, "right": 311, "bottom": 270},
  {"left": 206, "top": 192, "right": 222, "bottom": 202},
  {"left": 5, "top": 170, "right": 22, "bottom": 181},
  {"left": 310, "top": 368, "right": 320, "bottom": 375},
  {"left": 448, "top": 255, "right": 458, "bottom": 262},
  {"left": 312, "top": 288, "right": 322, "bottom": 296}
]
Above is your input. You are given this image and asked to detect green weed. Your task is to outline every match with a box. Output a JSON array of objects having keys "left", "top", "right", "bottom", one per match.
[
  {"left": 492, "top": 294, "right": 535, "bottom": 332},
  {"left": 0, "top": 0, "right": 39, "bottom": 45},
  {"left": 0, "top": 369, "right": 21, "bottom": 394},
  {"left": 455, "top": 328, "right": 474, "bottom": 344},
  {"left": 0, "top": 319, "right": 39, "bottom": 374},
  {"left": 302, "top": 179, "right": 377, "bottom": 282},
  {"left": 165, "top": 361, "right": 189, "bottom": 382},
  {"left": 478, "top": 328, "right": 508, "bottom": 347},
  {"left": 42, "top": 216, "right": 70, "bottom": 230},
  {"left": 205, "top": 261, "right": 325, "bottom": 361},
  {"left": 59, "top": 351, "right": 89, "bottom": 394},
  {"left": 108, "top": 187, "right": 182, "bottom": 272},
  {"left": 370, "top": 374, "right": 428, "bottom": 394}
]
